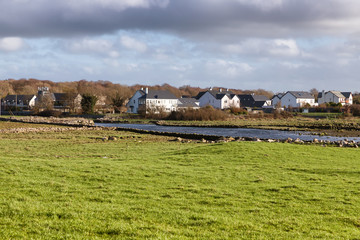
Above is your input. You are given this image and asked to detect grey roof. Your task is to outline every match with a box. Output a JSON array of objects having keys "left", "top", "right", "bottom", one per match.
[
  {"left": 195, "top": 90, "right": 234, "bottom": 100},
  {"left": 252, "top": 95, "right": 269, "bottom": 101},
  {"left": 53, "top": 93, "right": 80, "bottom": 101},
  {"left": 178, "top": 98, "right": 199, "bottom": 108},
  {"left": 328, "top": 91, "right": 345, "bottom": 98},
  {"left": 341, "top": 92, "right": 352, "bottom": 98},
  {"left": 238, "top": 94, "right": 268, "bottom": 108},
  {"left": 271, "top": 93, "right": 284, "bottom": 100},
  {"left": 288, "top": 91, "right": 314, "bottom": 99},
  {"left": 3, "top": 94, "right": 36, "bottom": 104},
  {"left": 317, "top": 92, "right": 323, "bottom": 98},
  {"left": 139, "top": 90, "right": 178, "bottom": 100}
]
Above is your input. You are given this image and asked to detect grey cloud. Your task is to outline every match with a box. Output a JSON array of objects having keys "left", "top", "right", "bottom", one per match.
[{"left": 0, "top": 0, "right": 360, "bottom": 39}]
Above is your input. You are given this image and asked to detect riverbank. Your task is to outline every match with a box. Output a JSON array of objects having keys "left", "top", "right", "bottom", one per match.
[{"left": 95, "top": 116, "right": 360, "bottom": 137}]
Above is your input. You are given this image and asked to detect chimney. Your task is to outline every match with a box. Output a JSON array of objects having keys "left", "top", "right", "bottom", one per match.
[{"left": 145, "top": 87, "right": 149, "bottom": 94}]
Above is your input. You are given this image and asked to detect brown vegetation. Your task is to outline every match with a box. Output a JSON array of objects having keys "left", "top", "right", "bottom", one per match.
[
  {"left": 167, "top": 106, "right": 229, "bottom": 121},
  {"left": 0, "top": 78, "right": 274, "bottom": 101}
]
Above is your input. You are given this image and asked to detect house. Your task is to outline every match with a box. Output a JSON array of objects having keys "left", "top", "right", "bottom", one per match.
[
  {"left": 271, "top": 93, "right": 284, "bottom": 108},
  {"left": 177, "top": 97, "right": 200, "bottom": 110},
  {"left": 342, "top": 92, "right": 353, "bottom": 105},
  {"left": 128, "top": 88, "right": 179, "bottom": 113},
  {"left": 318, "top": 90, "right": 352, "bottom": 106},
  {"left": 36, "top": 87, "right": 84, "bottom": 112},
  {"left": 53, "top": 93, "right": 82, "bottom": 112},
  {"left": 238, "top": 94, "right": 271, "bottom": 108},
  {"left": 195, "top": 88, "right": 240, "bottom": 109},
  {"left": 278, "top": 91, "right": 316, "bottom": 108},
  {"left": 1, "top": 94, "right": 37, "bottom": 110},
  {"left": 126, "top": 89, "right": 146, "bottom": 113}
]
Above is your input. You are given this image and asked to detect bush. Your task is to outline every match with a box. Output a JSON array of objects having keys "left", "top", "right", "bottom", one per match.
[
  {"left": 229, "top": 107, "right": 247, "bottom": 115},
  {"left": 167, "top": 106, "right": 229, "bottom": 121},
  {"left": 36, "top": 110, "right": 62, "bottom": 117},
  {"left": 351, "top": 104, "right": 360, "bottom": 116}
]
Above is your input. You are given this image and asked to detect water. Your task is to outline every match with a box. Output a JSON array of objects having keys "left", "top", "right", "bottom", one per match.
[{"left": 95, "top": 123, "right": 360, "bottom": 142}]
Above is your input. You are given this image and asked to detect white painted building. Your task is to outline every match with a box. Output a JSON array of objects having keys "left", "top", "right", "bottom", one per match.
[
  {"left": 318, "top": 90, "right": 353, "bottom": 106},
  {"left": 127, "top": 88, "right": 179, "bottom": 113},
  {"left": 279, "top": 91, "right": 316, "bottom": 108},
  {"left": 195, "top": 89, "right": 240, "bottom": 109},
  {"left": 126, "top": 89, "right": 146, "bottom": 113},
  {"left": 1, "top": 94, "right": 37, "bottom": 110}
]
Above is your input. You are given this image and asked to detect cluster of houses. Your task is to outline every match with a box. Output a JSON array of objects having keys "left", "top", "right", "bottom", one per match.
[
  {"left": 0, "top": 87, "right": 83, "bottom": 112},
  {"left": 126, "top": 88, "right": 354, "bottom": 114},
  {"left": 0, "top": 87, "right": 354, "bottom": 114}
]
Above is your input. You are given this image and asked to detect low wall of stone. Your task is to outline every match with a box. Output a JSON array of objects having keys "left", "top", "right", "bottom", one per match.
[
  {"left": 0, "top": 116, "right": 94, "bottom": 127},
  {"left": 114, "top": 126, "right": 360, "bottom": 148}
]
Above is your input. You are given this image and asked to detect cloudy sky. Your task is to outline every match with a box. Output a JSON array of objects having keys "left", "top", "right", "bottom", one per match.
[{"left": 1, "top": 0, "right": 360, "bottom": 92}]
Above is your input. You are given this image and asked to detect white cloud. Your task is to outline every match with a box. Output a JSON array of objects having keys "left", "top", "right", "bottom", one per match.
[
  {"left": 67, "top": 38, "right": 113, "bottom": 53},
  {"left": 270, "top": 39, "right": 300, "bottom": 57},
  {"left": 0, "top": 37, "right": 24, "bottom": 52},
  {"left": 206, "top": 59, "right": 254, "bottom": 78},
  {"left": 120, "top": 36, "right": 147, "bottom": 53}
]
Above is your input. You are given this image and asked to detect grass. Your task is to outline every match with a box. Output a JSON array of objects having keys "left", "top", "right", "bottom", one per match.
[{"left": 1, "top": 122, "right": 360, "bottom": 239}]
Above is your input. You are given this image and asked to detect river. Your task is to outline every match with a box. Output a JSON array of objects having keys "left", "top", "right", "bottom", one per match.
[{"left": 95, "top": 123, "right": 360, "bottom": 142}]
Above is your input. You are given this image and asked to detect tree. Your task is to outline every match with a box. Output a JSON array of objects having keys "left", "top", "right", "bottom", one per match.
[
  {"left": 111, "top": 93, "right": 128, "bottom": 113},
  {"left": 33, "top": 94, "right": 54, "bottom": 113},
  {"left": 81, "top": 94, "right": 97, "bottom": 114},
  {"left": 309, "top": 88, "right": 319, "bottom": 101}
]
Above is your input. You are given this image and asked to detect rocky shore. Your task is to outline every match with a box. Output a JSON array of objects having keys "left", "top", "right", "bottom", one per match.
[
  {"left": 0, "top": 116, "right": 94, "bottom": 126},
  {"left": 115, "top": 126, "right": 360, "bottom": 148}
]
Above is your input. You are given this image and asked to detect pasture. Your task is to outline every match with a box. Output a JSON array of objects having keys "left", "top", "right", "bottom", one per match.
[{"left": 1, "top": 122, "right": 360, "bottom": 239}]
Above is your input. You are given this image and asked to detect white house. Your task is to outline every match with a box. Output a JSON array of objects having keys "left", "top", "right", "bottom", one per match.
[
  {"left": 126, "top": 89, "right": 146, "bottom": 113},
  {"left": 195, "top": 88, "right": 240, "bottom": 109},
  {"left": 127, "top": 88, "right": 179, "bottom": 113},
  {"left": 318, "top": 90, "right": 353, "bottom": 106},
  {"left": 177, "top": 98, "right": 200, "bottom": 110},
  {"left": 1, "top": 94, "right": 37, "bottom": 110},
  {"left": 279, "top": 91, "right": 316, "bottom": 108}
]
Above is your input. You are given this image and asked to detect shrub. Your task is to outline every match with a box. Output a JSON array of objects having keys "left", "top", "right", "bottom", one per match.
[
  {"left": 229, "top": 107, "right": 247, "bottom": 115},
  {"left": 351, "top": 104, "right": 360, "bottom": 116},
  {"left": 36, "top": 110, "right": 62, "bottom": 117},
  {"left": 167, "top": 106, "right": 229, "bottom": 121}
]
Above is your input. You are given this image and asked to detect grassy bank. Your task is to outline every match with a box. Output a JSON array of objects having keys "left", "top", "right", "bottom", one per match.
[{"left": 1, "top": 123, "right": 360, "bottom": 238}]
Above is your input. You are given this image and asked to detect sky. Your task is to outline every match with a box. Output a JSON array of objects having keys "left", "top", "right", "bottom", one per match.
[{"left": 0, "top": 0, "right": 360, "bottom": 92}]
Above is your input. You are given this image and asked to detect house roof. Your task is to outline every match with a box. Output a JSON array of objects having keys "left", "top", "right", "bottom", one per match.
[
  {"left": 238, "top": 94, "right": 268, "bottom": 108},
  {"left": 53, "top": 93, "right": 80, "bottom": 101},
  {"left": 139, "top": 90, "right": 178, "bottom": 100},
  {"left": 287, "top": 91, "right": 314, "bottom": 99},
  {"left": 252, "top": 95, "right": 269, "bottom": 101},
  {"left": 328, "top": 91, "right": 345, "bottom": 99},
  {"left": 3, "top": 94, "right": 36, "bottom": 103},
  {"left": 178, "top": 98, "right": 199, "bottom": 108},
  {"left": 341, "top": 92, "right": 352, "bottom": 98},
  {"left": 195, "top": 90, "right": 234, "bottom": 100},
  {"left": 271, "top": 93, "right": 284, "bottom": 100},
  {"left": 317, "top": 92, "right": 323, "bottom": 99}
]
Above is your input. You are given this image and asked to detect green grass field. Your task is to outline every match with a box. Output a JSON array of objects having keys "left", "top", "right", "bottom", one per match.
[{"left": 1, "top": 124, "right": 360, "bottom": 239}]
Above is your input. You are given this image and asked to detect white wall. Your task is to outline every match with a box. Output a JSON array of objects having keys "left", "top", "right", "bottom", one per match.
[
  {"left": 324, "top": 92, "right": 344, "bottom": 105},
  {"left": 145, "top": 98, "right": 178, "bottom": 112},
  {"left": 126, "top": 91, "right": 143, "bottom": 113},
  {"left": 281, "top": 93, "right": 315, "bottom": 108},
  {"left": 198, "top": 92, "right": 221, "bottom": 109}
]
